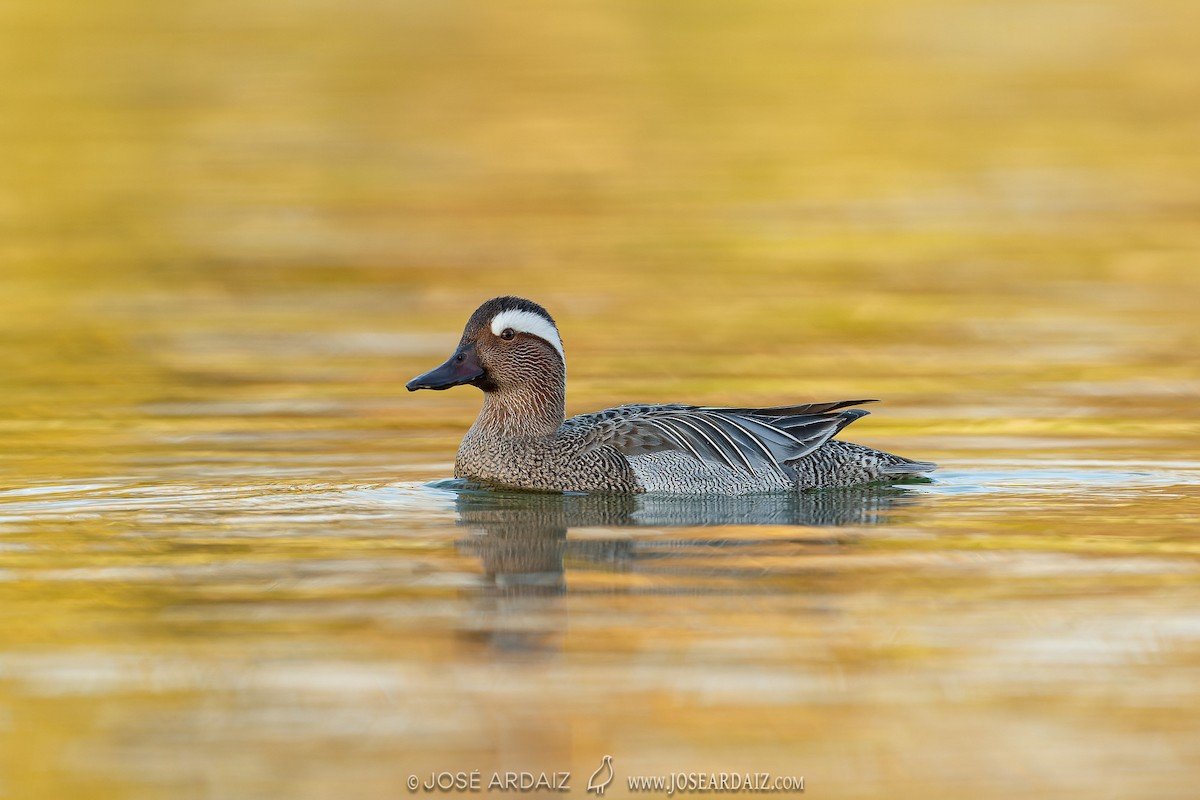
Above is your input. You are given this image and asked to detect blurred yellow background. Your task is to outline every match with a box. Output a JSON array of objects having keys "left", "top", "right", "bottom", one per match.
[{"left": 4, "top": 0, "right": 1198, "bottom": 467}]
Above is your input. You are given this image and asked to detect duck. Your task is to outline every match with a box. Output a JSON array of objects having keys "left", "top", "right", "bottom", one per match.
[{"left": 406, "top": 296, "right": 935, "bottom": 494}]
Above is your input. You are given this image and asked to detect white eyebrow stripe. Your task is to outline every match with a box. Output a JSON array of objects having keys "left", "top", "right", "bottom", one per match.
[{"left": 490, "top": 309, "right": 565, "bottom": 362}]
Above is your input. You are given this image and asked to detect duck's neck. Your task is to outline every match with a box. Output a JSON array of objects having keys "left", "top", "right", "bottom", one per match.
[{"left": 474, "top": 373, "right": 566, "bottom": 440}]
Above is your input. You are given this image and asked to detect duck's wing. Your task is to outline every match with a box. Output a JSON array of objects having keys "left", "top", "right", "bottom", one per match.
[
  {"left": 717, "top": 398, "right": 877, "bottom": 418},
  {"left": 573, "top": 400, "right": 876, "bottom": 476}
]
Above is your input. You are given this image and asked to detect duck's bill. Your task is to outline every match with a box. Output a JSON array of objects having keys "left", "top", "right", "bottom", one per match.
[{"left": 406, "top": 346, "right": 485, "bottom": 391}]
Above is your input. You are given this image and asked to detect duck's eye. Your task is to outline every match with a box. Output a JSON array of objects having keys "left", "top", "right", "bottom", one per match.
[{"left": 500, "top": 328, "right": 515, "bottom": 341}]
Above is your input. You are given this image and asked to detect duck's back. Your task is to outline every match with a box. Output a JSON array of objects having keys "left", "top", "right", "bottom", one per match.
[{"left": 559, "top": 400, "right": 935, "bottom": 494}]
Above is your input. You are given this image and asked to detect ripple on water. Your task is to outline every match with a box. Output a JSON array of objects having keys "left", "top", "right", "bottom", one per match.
[
  {"left": 913, "top": 460, "right": 1200, "bottom": 496},
  {"left": 2, "top": 461, "right": 1196, "bottom": 529},
  {"left": 0, "top": 479, "right": 457, "bottom": 525}
]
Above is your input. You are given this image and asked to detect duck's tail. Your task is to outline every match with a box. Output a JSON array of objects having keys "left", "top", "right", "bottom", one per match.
[{"left": 879, "top": 452, "right": 938, "bottom": 477}]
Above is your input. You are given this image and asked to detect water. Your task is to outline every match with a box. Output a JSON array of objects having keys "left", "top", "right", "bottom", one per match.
[
  {"left": 3, "top": 467, "right": 1198, "bottom": 798},
  {"left": 3, "top": 0, "right": 1200, "bottom": 797}
]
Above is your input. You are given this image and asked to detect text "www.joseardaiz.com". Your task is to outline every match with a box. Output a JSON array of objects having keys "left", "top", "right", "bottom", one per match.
[{"left": 626, "top": 772, "right": 804, "bottom": 795}]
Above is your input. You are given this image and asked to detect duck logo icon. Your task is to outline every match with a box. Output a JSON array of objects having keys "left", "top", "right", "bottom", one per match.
[{"left": 586, "top": 755, "right": 614, "bottom": 796}]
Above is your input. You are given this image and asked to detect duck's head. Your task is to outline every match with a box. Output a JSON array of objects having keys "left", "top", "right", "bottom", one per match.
[{"left": 406, "top": 296, "right": 565, "bottom": 394}]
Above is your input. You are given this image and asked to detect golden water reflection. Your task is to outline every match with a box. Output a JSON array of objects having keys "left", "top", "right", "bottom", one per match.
[{"left": 2, "top": 471, "right": 1198, "bottom": 798}]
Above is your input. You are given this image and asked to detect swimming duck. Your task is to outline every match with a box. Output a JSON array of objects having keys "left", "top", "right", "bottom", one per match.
[{"left": 406, "top": 296, "right": 935, "bottom": 494}]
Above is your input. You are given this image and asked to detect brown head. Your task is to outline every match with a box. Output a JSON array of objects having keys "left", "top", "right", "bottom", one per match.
[{"left": 406, "top": 297, "right": 567, "bottom": 425}]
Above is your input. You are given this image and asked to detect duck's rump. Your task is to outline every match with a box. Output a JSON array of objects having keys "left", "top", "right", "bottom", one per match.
[{"left": 789, "top": 439, "right": 936, "bottom": 490}]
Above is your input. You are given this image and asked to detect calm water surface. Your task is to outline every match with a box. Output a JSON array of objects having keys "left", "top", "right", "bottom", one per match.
[{"left": 3, "top": 0, "right": 1200, "bottom": 798}]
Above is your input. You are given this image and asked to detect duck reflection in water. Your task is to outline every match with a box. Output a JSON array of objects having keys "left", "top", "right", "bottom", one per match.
[
  {"left": 448, "top": 482, "right": 924, "bottom": 654},
  {"left": 450, "top": 481, "right": 923, "bottom": 593}
]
